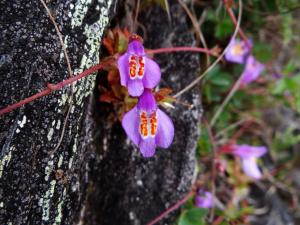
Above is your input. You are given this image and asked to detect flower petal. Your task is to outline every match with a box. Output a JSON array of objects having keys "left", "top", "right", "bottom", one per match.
[
  {"left": 241, "top": 56, "right": 265, "bottom": 84},
  {"left": 143, "top": 57, "right": 161, "bottom": 88},
  {"left": 241, "top": 157, "right": 263, "bottom": 179},
  {"left": 127, "top": 40, "right": 144, "bottom": 55},
  {"left": 117, "top": 53, "right": 129, "bottom": 86},
  {"left": 137, "top": 89, "right": 157, "bottom": 113},
  {"left": 195, "top": 191, "right": 214, "bottom": 208},
  {"left": 155, "top": 109, "right": 174, "bottom": 148},
  {"left": 122, "top": 106, "right": 140, "bottom": 146},
  {"left": 233, "top": 145, "right": 267, "bottom": 158},
  {"left": 127, "top": 79, "right": 144, "bottom": 97},
  {"left": 139, "top": 138, "right": 156, "bottom": 157},
  {"left": 225, "top": 39, "right": 251, "bottom": 64}
]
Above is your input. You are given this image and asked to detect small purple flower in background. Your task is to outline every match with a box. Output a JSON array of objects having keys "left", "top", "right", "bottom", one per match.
[
  {"left": 118, "top": 35, "right": 161, "bottom": 97},
  {"left": 232, "top": 144, "right": 267, "bottom": 179},
  {"left": 195, "top": 190, "right": 214, "bottom": 208},
  {"left": 122, "top": 89, "right": 174, "bottom": 157},
  {"left": 240, "top": 56, "right": 265, "bottom": 85},
  {"left": 225, "top": 39, "right": 252, "bottom": 64}
]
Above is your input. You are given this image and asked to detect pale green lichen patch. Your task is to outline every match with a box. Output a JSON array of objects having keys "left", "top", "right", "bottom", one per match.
[
  {"left": 47, "top": 128, "right": 54, "bottom": 141},
  {"left": 0, "top": 147, "right": 13, "bottom": 178},
  {"left": 17, "top": 115, "right": 27, "bottom": 128},
  {"left": 44, "top": 154, "right": 55, "bottom": 182},
  {"left": 37, "top": 1, "right": 113, "bottom": 222},
  {"left": 71, "top": 0, "right": 113, "bottom": 107},
  {"left": 56, "top": 120, "right": 61, "bottom": 130},
  {"left": 38, "top": 179, "right": 57, "bottom": 221},
  {"left": 71, "top": 0, "right": 92, "bottom": 29},
  {"left": 57, "top": 155, "right": 64, "bottom": 168},
  {"left": 53, "top": 188, "right": 67, "bottom": 225}
]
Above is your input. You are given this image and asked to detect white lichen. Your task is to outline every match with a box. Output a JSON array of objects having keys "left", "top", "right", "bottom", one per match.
[
  {"left": 136, "top": 180, "right": 143, "bottom": 186},
  {"left": 39, "top": 179, "right": 57, "bottom": 221},
  {"left": 56, "top": 120, "right": 61, "bottom": 130},
  {"left": 0, "top": 148, "right": 13, "bottom": 178},
  {"left": 37, "top": 1, "right": 113, "bottom": 222},
  {"left": 44, "top": 159, "right": 54, "bottom": 182},
  {"left": 57, "top": 155, "right": 64, "bottom": 168},
  {"left": 71, "top": 0, "right": 92, "bottom": 29},
  {"left": 17, "top": 115, "right": 27, "bottom": 128},
  {"left": 53, "top": 188, "right": 67, "bottom": 225},
  {"left": 47, "top": 128, "right": 54, "bottom": 141}
]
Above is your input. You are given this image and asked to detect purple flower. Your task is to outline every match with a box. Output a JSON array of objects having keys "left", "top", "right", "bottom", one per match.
[
  {"left": 117, "top": 35, "right": 161, "bottom": 97},
  {"left": 225, "top": 39, "right": 252, "bottom": 64},
  {"left": 240, "top": 56, "right": 265, "bottom": 85},
  {"left": 195, "top": 190, "right": 214, "bottom": 208},
  {"left": 232, "top": 145, "right": 267, "bottom": 179},
  {"left": 122, "top": 89, "right": 174, "bottom": 157}
]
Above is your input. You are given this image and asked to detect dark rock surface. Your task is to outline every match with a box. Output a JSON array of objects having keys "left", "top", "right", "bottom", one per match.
[
  {"left": 250, "top": 186, "right": 294, "bottom": 225},
  {"left": 82, "top": 2, "right": 202, "bottom": 225},
  {"left": 0, "top": 0, "right": 116, "bottom": 224}
]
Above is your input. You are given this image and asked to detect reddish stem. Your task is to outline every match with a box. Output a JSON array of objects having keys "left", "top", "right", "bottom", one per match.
[
  {"left": 0, "top": 46, "right": 215, "bottom": 117},
  {"left": 146, "top": 190, "right": 194, "bottom": 225},
  {"left": 212, "top": 216, "right": 224, "bottom": 225},
  {"left": 0, "top": 58, "right": 114, "bottom": 116},
  {"left": 225, "top": 4, "right": 251, "bottom": 48},
  {"left": 146, "top": 46, "right": 216, "bottom": 56}
]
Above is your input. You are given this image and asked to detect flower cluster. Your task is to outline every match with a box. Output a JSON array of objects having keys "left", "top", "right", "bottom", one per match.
[
  {"left": 224, "top": 39, "right": 267, "bottom": 179},
  {"left": 118, "top": 35, "right": 174, "bottom": 157},
  {"left": 225, "top": 39, "right": 265, "bottom": 85}
]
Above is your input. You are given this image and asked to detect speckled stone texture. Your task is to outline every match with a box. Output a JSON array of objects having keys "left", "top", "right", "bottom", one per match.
[
  {"left": 82, "top": 2, "right": 202, "bottom": 225},
  {"left": 0, "top": 0, "right": 116, "bottom": 224}
]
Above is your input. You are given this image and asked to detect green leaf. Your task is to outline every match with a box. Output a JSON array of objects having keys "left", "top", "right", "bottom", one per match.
[
  {"left": 282, "top": 62, "right": 297, "bottom": 75},
  {"left": 197, "top": 127, "right": 212, "bottom": 157},
  {"left": 272, "top": 78, "right": 287, "bottom": 95},
  {"left": 253, "top": 42, "right": 273, "bottom": 63},
  {"left": 178, "top": 208, "right": 208, "bottom": 225},
  {"left": 215, "top": 18, "right": 234, "bottom": 39}
]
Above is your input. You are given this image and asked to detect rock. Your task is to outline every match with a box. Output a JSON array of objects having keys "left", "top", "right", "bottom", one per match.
[
  {"left": 82, "top": 2, "right": 202, "bottom": 225},
  {"left": 0, "top": 0, "right": 116, "bottom": 224}
]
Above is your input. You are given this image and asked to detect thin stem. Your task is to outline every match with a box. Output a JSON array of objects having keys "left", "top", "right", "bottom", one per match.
[
  {"left": 224, "top": 1, "right": 250, "bottom": 47},
  {"left": 146, "top": 46, "right": 217, "bottom": 56},
  {"left": 146, "top": 191, "right": 194, "bottom": 225},
  {"left": 0, "top": 45, "right": 218, "bottom": 117},
  {"left": 204, "top": 119, "right": 217, "bottom": 222},
  {"left": 40, "top": 0, "right": 74, "bottom": 155},
  {"left": 209, "top": 72, "right": 243, "bottom": 127},
  {"left": 0, "top": 58, "right": 114, "bottom": 116},
  {"left": 178, "top": 0, "right": 211, "bottom": 66},
  {"left": 133, "top": 0, "right": 141, "bottom": 32},
  {"left": 173, "top": 0, "right": 243, "bottom": 98},
  {"left": 39, "top": 0, "right": 73, "bottom": 77}
]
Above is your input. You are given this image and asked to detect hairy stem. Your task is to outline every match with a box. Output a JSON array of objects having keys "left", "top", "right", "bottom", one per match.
[{"left": 0, "top": 59, "right": 114, "bottom": 116}]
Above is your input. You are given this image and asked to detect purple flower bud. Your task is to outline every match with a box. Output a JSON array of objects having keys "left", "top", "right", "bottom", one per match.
[
  {"left": 240, "top": 56, "right": 265, "bottom": 85},
  {"left": 117, "top": 36, "right": 161, "bottom": 97},
  {"left": 122, "top": 89, "right": 174, "bottom": 157},
  {"left": 195, "top": 190, "right": 214, "bottom": 208},
  {"left": 232, "top": 145, "right": 267, "bottom": 179},
  {"left": 225, "top": 39, "right": 252, "bottom": 64}
]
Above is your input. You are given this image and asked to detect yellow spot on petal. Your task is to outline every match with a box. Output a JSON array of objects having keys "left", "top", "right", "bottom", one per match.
[{"left": 232, "top": 44, "right": 244, "bottom": 56}]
